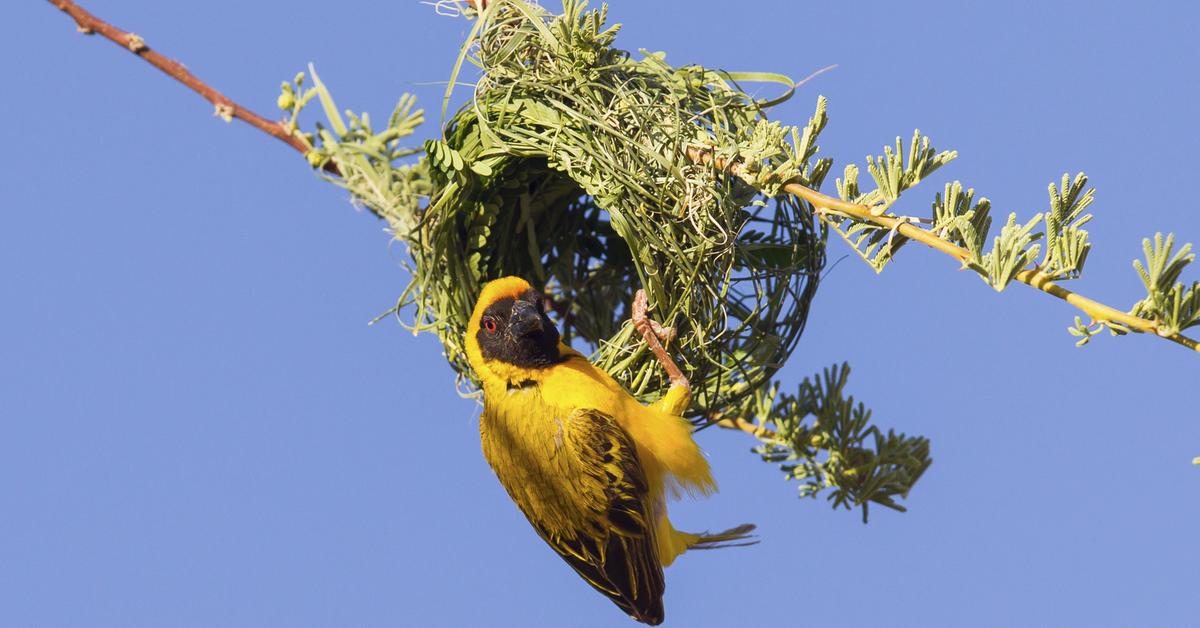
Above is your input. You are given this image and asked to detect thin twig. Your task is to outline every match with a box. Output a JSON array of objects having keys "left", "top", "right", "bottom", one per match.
[
  {"left": 685, "top": 147, "right": 1200, "bottom": 354},
  {"left": 46, "top": 0, "right": 337, "bottom": 172},
  {"left": 713, "top": 416, "right": 776, "bottom": 439}
]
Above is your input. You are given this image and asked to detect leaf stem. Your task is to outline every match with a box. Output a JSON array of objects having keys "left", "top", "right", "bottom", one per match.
[{"left": 713, "top": 416, "right": 776, "bottom": 439}]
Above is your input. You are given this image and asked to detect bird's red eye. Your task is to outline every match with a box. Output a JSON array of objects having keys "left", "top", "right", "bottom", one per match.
[{"left": 483, "top": 318, "right": 497, "bottom": 333}]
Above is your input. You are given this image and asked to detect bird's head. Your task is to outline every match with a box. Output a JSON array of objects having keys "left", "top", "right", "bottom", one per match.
[{"left": 465, "top": 276, "right": 565, "bottom": 386}]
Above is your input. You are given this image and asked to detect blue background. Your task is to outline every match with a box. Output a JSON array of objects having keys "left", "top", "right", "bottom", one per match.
[{"left": 5, "top": 1, "right": 1199, "bottom": 626}]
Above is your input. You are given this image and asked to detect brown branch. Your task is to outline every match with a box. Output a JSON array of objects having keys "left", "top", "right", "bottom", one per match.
[
  {"left": 46, "top": 0, "right": 330, "bottom": 170},
  {"left": 686, "top": 147, "right": 1200, "bottom": 354}
]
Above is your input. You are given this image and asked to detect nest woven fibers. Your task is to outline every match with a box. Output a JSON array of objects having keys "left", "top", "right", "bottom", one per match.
[{"left": 401, "top": 0, "right": 829, "bottom": 422}]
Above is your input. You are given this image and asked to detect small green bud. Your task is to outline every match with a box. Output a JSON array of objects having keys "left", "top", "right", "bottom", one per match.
[
  {"left": 277, "top": 91, "right": 296, "bottom": 111},
  {"left": 304, "top": 150, "right": 326, "bottom": 168},
  {"left": 293, "top": 72, "right": 305, "bottom": 87}
]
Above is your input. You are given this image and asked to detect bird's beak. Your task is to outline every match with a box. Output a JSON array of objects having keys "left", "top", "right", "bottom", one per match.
[{"left": 509, "top": 300, "right": 543, "bottom": 337}]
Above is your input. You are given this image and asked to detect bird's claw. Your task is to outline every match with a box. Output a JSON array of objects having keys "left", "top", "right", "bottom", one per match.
[
  {"left": 633, "top": 290, "right": 676, "bottom": 345},
  {"left": 649, "top": 320, "right": 676, "bottom": 345},
  {"left": 631, "top": 289, "right": 689, "bottom": 390}
]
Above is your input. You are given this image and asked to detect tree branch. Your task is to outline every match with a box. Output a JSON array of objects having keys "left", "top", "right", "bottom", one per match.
[
  {"left": 713, "top": 416, "right": 776, "bottom": 439},
  {"left": 46, "top": 0, "right": 321, "bottom": 165},
  {"left": 685, "top": 147, "right": 1200, "bottom": 353}
]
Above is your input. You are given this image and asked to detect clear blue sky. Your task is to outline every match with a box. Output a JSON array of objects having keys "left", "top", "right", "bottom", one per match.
[{"left": 4, "top": 1, "right": 1199, "bottom": 626}]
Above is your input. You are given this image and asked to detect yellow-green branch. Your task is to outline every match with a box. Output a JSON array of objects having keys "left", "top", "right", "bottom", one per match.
[
  {"left": 686, "top": 147, "right": 1200, "bottom": 354},
  {"left": 714, "top": 416, "right": 776, "bottom": 439}
]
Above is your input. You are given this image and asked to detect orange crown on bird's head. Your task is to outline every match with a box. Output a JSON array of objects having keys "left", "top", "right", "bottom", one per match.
[
  {"left": 472, "top": 277, "right": 535, "bottom": 317},
  {"left": 467, "top": 276, "right": 536, "bottom": 337}
]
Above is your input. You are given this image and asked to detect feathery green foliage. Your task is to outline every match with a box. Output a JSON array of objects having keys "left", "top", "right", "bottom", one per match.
[
  {"left": 830, "top": 145, "right": 1198, "bottom": 346},
  {"left": 1128, "top": 234, "right": 1200, "bottom": 336},
  {"left": 738, "top": 364, "right": 930, "bottom": 522},
  {"left": 830, "top": 132, "right": 957, "bottom": 271}
]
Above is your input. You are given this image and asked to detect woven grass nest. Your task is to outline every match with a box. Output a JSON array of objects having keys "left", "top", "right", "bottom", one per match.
[{"left": 397, "top": 1, "right": 829, "bottom": 422}]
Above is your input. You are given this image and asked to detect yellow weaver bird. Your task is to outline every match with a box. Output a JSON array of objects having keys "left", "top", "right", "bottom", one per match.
[{"left": 465, "top": 276, "right": 754, "bottom": 625}]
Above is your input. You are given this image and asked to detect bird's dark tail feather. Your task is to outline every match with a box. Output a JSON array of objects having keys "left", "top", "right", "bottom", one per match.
[{"left": 687, "top": 523, "right": 758, "bottom": 550}]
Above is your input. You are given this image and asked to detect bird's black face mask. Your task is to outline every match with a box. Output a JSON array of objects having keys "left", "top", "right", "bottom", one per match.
[{"left": 476, "top": 289, "right": 562, "bottom": 368}]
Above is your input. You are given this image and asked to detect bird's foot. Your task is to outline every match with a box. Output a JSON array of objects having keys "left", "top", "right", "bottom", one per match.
[{"left": 631, "top": 289, "right": 689, "bottom": 391}]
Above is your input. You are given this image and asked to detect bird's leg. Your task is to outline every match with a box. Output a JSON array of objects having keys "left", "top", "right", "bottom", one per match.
[
  {"left": 632, "top": 289, "right": 692, "bottom": 415},
  {"left": 632, "top": 289, "right": 687, "bottom": 388},
  {"left": 644, "top": 318, "right": 676, "bottom": 346}
]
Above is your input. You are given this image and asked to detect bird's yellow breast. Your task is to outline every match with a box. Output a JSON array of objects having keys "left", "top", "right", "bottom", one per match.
[
  {"left": 479, "top": 353, "right": 713, "bottom": 525},
  {"left": 480, "top": 383, "right": 592, "bottom": 535},
  {"left": 478, "top": 355, "right": 622, "bottom": 523}
]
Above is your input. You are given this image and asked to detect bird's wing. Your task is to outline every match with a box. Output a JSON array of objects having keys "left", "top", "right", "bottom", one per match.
[{"left": 537, "top": 408, "right": 665, "bottom": 625}]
